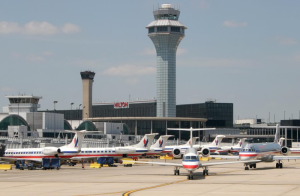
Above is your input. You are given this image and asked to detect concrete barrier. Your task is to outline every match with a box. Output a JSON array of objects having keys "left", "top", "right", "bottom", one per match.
[{"left": 0, "top": 164, "right": 12, "bottom": 170}]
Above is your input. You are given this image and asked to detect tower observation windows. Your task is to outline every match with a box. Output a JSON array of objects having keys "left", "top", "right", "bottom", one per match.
[
  {"left": 171, "top": 27, "right": 180, "bottom": 32},
  {"left": 157, "top": 26, "right": 168, "bottom": 32},
  {"left": 155, "top": 14, "right": 178, "bottom": 20},
  {"left": 149, "top": 27, "right": 154, "bottom": 33}
]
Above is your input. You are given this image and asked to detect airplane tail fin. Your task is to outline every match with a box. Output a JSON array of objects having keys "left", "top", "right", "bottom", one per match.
[
  {"left": 151, "top": 135, "right": 173, "bottom": 149},
  {"left": 210, "top": 135, "right": 225, "bottom": 147},
  {"left": 183, "top": 137, "right": 198, "bottom": 146},
  {"left": 234, "top": 138, "right": 247, "bottom": 148},
  {"left": 278, "top": 137, "right": 285, "bottom": 147},
  {"left": 66, "top": 131, "right": 84, "bottom": 150},
  {"left": 133, "top": 133, "right": 158, "bottom": 149},
  {"left": 274, "top": 124, "right": 280, "bottom": 143}
]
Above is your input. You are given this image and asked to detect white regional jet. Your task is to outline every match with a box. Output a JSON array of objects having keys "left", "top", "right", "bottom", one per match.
[
  {"left": 0, "top": 130, "right": 87, "bottom": 162},
  {"left": 209, "top": 124, "right": 300, "bottom": 170},
  {"left": 214, "top": 138, "right": 247, "bottom": 154},
  {"left": 146, "top": 135, "right": 173, "bottom": 156},
  {"left": 134, "top": 127, "right": 253, "bottom": 180},
  {"left": 162, "top": 132, "right": 226, "bottom": 158},
  {"left": 71, "top": 133, "right": 158, "bottom": 160}
]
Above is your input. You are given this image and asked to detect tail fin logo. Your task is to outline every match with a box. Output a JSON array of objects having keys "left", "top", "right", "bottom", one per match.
[
  {"left": 74, "top": 137, "right": 79, "bottom": 147},
  {"left": 215, "top": 140, "right": 218, "bottom": 146},
  {"left": 159, "top": 139, "right": 163, "bottom": 148},
  {"left": 239, "top": 142, "right": 242, "bottom": 147},
  {"left": 143, "top": 138, "right": 148, "bottom": 147},
  {"left": 189, "top": 141, "right": 191, "bottom": 145}
]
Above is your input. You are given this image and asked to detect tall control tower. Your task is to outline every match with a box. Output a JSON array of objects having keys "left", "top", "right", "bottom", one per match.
[
  {"left": 80, "top": 71, "right": 95, "bottom": 119},
  {"left": 146, "top": 4, "right": 187, "bottom": 117}
]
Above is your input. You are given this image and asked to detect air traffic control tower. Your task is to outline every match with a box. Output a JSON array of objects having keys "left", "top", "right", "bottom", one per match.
[
  {"left": 80, "top": 71, "right": 95, "bottom": 119},
  {"left": 146, "top": 4, "right": 187, "bottom": 117}
]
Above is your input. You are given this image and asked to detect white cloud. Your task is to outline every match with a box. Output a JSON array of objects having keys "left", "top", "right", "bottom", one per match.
[
  {"left": 61, "top": 23, "right": 80, "bottom": 34},
  {"left": 177, "top": 48, "right": 187, "bottom": 55},
  {"left": 101, "top": 65, "right": 156, "bottom": 76},
  {"left": 26, "top": 55, "right": 45, "bottom": 62},
  {"left": 140, "top": 48, "right": 156, "bottom": 55},
  {"left": 275, "top": 36, "right": 298, "bottom": 45},
  {"left": 0, "top": 21, "right": 20, "bottom": 34},
  {"left": 42, "top": 51, "right": 53, "bottom": 56},
  {"left": 23, "top": 21, "right": 59, "bottom": 35},
  {"left": 223, "top": 20, "right": 247, "bottom": 27},
  {"left": 0, "top": 21, "right": 80, "bottom": 35}
]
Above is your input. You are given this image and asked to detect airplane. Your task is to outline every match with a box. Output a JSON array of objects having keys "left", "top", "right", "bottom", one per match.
[
  {"left": 134, "top": 127, "right": 254, "bottom": 180},
  {"left": 214, "top": 138, "right": 247, "bottom": 154},
  {"left": 146, "top": 135, "right": 173, "bottom": 156},
  {"left": 71, "top": 133, "right": 158, "bottom": 160},
  {"left": 208, "top": 124, "right": 300, "bottom": 170},
  {"left": 162, "top": 131, "right": 226, "bottom": 158},
  {"left": 0, "top": 130, "right": 87, "bottom": 162}
]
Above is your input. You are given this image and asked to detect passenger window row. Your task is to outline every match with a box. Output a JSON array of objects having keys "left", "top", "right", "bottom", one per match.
[{"left": 6, "top": 151, "right": 42, "bottom": 155}]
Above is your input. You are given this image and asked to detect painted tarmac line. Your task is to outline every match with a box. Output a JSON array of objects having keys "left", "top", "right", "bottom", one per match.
[{"left": 122, "top": 179, "right": 188, "bottom": 196}]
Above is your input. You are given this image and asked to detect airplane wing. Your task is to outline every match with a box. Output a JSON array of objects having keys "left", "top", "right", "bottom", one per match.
[
  {"left": 201, "top": 155, "right": 240, "bottom": 160},
  {"left": 273, "top": 156, "right": 300, "bottom": 160},
  {"left": 200, "top": 160, "right": 261, "bottom": 167},
  {"left": 134, "top": 161, "right": 183, "bottom": 167}
]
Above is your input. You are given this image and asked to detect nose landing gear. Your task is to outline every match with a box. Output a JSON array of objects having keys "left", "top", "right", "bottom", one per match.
[{"left": 174, "top": 167, "right": 180, "bottom": 175}]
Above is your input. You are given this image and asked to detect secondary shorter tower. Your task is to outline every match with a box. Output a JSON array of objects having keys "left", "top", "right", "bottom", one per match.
[
  {"left": 80, "top": 71, "right": 95, "bottom": 119},
  {"left": 146, "top": 4, "right": 187, "bottom": 117}
]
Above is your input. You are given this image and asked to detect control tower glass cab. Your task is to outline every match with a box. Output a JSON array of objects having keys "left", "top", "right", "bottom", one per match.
[{"left": 146, "top": 4, "right": 187, "bottom": 117}]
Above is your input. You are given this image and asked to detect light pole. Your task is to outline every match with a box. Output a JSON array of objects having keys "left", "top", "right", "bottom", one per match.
[
  {"left": 70, "top": 103, "right": 74, "bottom": 130},
  {"left": 54, "top": 101, "right": 58, "bottom": 135},
  {"left": 78, "top": 104, "right": 82, "bottom": 126}
]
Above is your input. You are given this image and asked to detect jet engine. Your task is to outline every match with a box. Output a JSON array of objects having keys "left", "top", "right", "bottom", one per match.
[
  {"left": 43, "top": 147, "right": 60, "bottom": 157},
  {"left": 172, "top": 148, "right": 182, "bottom": 159},
  {"left": 201, "top": 147, "right": 210, "bottom": 157},
  {"left": 281, "top": 146, "right": 291, "bottom": 156}
]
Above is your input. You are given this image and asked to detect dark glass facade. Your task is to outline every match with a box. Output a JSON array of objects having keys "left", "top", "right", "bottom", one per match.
[{"left": 176, "top": 102, "right": 233, "bottom": 128}]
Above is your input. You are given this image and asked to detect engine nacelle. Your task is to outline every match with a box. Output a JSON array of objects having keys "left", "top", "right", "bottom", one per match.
[
  {"left": 281, "top": 146, "right": 291, "bottom": 156},
  {"left": 201, "top": 147, "right": 210, "bottom": 157},
  {"left": 43, "top": 147, "right": 60, "bottom": 156},
  {"left": 115, "top": 147, "right": 136, "bottom": 154},
  {"left": 172, "top": 148, "right": 182, "bottom": 159}
]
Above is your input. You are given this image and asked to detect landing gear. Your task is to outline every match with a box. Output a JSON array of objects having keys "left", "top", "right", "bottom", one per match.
[
  {"left": 249, "top": 164, "right": 256, "bottom": 169},
  {"left": 276, "top": 162, "right": 283, "bottom": 168},
  {"left": 202, "top": 169, "right": 209, "bottom": 176},
  {"left": 187, "top": 173, "right": 194, "bottom": 180},
  {"left": 174, "top": 167, "right": 180, "bottom": 175},
  {"left": 245, "top": 166, "right": 249, "bottom": 170}
]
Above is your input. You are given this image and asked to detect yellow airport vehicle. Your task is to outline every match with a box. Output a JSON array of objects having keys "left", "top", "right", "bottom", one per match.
[
  {"left": 0, "top": 164, "right": 12, "bottom": 170},
  {"left": 89, "top": 163, "right": 101, "bottom": 168},
  {"left": 160, "top": 155, "right": 173, "bottom": 160}
]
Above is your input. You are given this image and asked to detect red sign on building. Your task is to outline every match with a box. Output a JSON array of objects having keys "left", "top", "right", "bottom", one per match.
[{"left": 114, "top": 102, "right": 129, "bottom": 109}]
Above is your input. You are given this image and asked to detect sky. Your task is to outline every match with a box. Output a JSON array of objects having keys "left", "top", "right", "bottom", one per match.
[{"left": 0, "top": 0, "right": 299, "bottom": 122}]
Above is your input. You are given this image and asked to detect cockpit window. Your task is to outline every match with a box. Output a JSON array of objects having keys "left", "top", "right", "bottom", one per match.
[{"left": 191, "top": 156, "right": 197, "bottom": 160}]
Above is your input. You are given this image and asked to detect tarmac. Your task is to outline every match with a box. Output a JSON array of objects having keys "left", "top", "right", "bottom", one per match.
[{"left": 1, "top": 159, "right": 300, "bottom": 196}]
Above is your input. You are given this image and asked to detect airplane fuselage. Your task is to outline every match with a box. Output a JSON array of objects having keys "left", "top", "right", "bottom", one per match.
[
  {"left": 239, "top": 143, "right": 281, "bottom": 162},
  {"left": 3, "top": 147, "right": 79, "bottom": 162}
]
